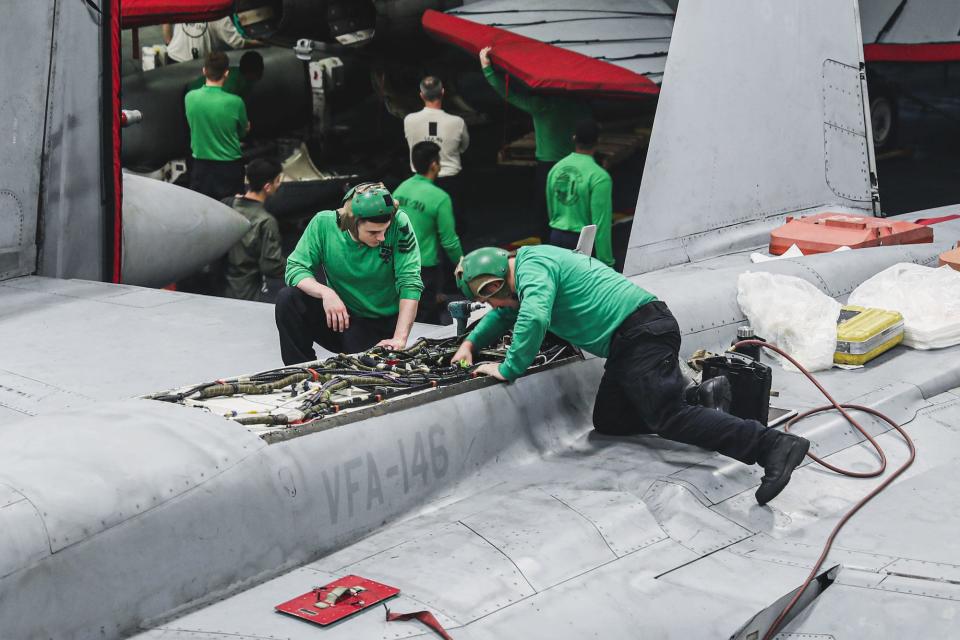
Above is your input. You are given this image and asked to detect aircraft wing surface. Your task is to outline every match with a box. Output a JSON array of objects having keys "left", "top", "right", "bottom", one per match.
[
  {"left": 128, "top": 239, "right": 960, "bottom": 640},
  {"left": 423, "top": 0, "right": 672, "bottom": 95}
]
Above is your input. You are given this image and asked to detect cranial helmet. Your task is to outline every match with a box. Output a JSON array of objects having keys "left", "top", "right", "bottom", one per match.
[
  {"left": 342, "top": 182, "right": 396, "bottom": 219},
  {"left": 455, "top": 247, "right": 511, "bottom": 300}
]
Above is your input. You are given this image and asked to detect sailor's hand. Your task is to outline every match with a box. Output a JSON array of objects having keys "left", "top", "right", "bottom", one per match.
[
  {"left": 479, "top": 46, "right": 492, "bottom": 68},
  {"left": 474, "top": 362, "right": 506, "bottom": 381},
  {"left": 376, "top": 337, "right": 407, "bottom": 351},
  {"left": 451, "top": 341, "right": 474, "bottom": 366},
  {"left": 321, "top": 290, "right": 350, "bottom": 332}
]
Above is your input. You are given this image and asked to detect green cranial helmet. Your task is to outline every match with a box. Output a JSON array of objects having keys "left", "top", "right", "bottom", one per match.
[
  {"left": 456, "top": 247, "right": 511, "bottom": 300},
  {"left": 343, "top": 182, "right": 396, "bottom": 219}
]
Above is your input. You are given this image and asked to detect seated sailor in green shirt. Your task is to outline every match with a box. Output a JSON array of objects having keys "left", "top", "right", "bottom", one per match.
[
  {"left": 393, "top": 141, "right": 464, "bottom": 323},
  {"left": 451, "top": 245, "right": 811, "bottom": 506},
  {"left": 275, "top": 183, "right": 423, "bottom": 364},
  {"left": 547, "top": 120, "right": 615, "bottom": 268},
  {"left": 479, "top": 45, "right": 591, "bottom": 234}
]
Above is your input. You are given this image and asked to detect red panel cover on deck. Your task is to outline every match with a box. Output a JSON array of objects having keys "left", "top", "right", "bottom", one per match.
[
  {"left": 121, "top": 0, "right": 234, "bottom": 28},
  {"left": 422, "top": 10, "right": 659, "bottom": 97}
]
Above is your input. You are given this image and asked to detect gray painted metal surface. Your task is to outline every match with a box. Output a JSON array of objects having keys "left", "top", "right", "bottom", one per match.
[
  {"left": 861, "top": 0, "right": 960, "bottom": 44},
  {"left": 627, "top": 0, "right": 878, "bottom": 276},
  {"left": 1, "top": 0, "right": 960, "bottom": 638},
  {"left": 38, "top": 0, "right": 109, "bottom": 281},
  {"left": 121, "top": 174, "right": 250, "bottom": 287},
  {"left": 447, "top": 0, "right": 674, "bottom": 82},
  {"left": 0, "top": 3, "right": 54, "bottom": 280}
]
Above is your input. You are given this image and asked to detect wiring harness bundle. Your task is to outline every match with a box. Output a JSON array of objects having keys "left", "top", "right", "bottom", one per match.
[{"left": 148, "top": 335, "right": 574, "bottom": 433}]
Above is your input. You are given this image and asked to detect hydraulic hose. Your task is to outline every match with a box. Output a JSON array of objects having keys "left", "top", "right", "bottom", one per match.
[{"left": 732, "top": 340, "right": 917, "bottom": 640}]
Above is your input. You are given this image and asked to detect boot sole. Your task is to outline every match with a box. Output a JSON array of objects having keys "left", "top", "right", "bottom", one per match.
[{"left": 755, "top": 437, "right": 811, "bottom": 505}]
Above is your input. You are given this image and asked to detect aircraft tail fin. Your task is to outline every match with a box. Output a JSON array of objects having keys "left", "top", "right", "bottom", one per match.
[{"left": 626, "top": 0, "right": 879, "bottom": 276}]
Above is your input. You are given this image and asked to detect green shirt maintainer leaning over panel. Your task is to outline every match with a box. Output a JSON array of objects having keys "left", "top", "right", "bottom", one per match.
[
  {"left": 184, "top": 85, "right": 248, "bottom": 161},
  {"left": 285, "top": 210, "right": 423, "bottom": 318},
  {"left": 393, "top": 174, "right": 463, "bottom": 267},
  {"left": 468, "top": 245, "right": 655, "bottom": 381}
]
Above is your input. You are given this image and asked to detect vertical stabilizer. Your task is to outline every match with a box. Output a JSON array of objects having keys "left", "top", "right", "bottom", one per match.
[
  {"left": 0, "top": 1, "right": 109, "bottom": 282},
  {"left": 626, "top": 0, "right": 879, "bottom": 275}
]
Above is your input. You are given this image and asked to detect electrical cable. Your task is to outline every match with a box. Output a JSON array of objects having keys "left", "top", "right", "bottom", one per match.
[{"left": 731, "top": 340, "right": 916, "bottom": 640}]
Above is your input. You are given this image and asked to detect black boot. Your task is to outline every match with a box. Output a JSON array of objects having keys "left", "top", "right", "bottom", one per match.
[{"left": 755, "top": 432, "right": 810, "bottom": 505}]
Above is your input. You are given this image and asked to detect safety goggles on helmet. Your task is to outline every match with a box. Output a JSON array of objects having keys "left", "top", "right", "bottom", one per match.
[{"left": 455, "top": 247, "right": 511, "bottom": 300}]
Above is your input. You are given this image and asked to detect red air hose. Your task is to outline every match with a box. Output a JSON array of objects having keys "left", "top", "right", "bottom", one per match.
[{"left": 731, "top": 340, "right": 917, "bottom": 640}]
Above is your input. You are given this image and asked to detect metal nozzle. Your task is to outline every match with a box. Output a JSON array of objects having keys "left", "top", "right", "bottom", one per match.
[{"left": 737, "top": 325, "right": 755, "bottom": 339}]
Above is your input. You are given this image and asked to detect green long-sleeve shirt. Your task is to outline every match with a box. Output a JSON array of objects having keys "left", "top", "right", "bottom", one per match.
[
  {"left": 184, "top": 85, "right": 248, "bottom": 161},
  {"left": 467, "top": 245, "right": 656, "bottom": 381},
  {"left": 285, "top": 210, "right": 423, "bottom": 318},
  {"left": 483, "top": 66, "right": 590, "bottom": 162},
  {"left": 392, "top": 174, "right": 463, "bottom": 268},
  {"left": 547, "top": 152, "right": 614, "bottom": 267},
  {"left": 224, "top": 196, "right": 286, "bottom": 301}
]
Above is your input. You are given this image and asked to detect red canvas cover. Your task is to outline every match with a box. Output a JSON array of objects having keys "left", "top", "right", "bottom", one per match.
[
  {"left": 422, "top": 10, "right": 659, "bottom": 97},
  {"left": 121, "top": 0, "right": 234, "bottom": 28},
  {"left": 769, "top": 213, "right": 933, "bottom": 255},
  {"left": 865, "top": 42, "right": 960, "bottom": 62}
]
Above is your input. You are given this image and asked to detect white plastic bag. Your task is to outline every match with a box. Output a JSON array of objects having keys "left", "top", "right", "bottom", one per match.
[
  {"left": 848, "top": 263, "right": 960, "bottom": 349},
  {"left": 737, "top": 271, "right": 841, "bottom": 371}
]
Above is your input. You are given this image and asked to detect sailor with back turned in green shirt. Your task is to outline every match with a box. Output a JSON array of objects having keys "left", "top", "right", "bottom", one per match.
[
  {"left": 479, "top": 45, "right": 591, "bottom": 235},
  {"left": 184, "top": 51, "right": 250, "bottom": 201},
  {"left": 274, "top": 182, "right": 423, "bottom": 364},
  {"left": 186, "top": 51, "right": 264, "bottom": 98},
  {"left": 393, "top": 141, "right": 464, "bottom": 323},
  {"left": 546, "top": 119, "right": 615, "bottom": 268},
  {"left": 450, "top": 245, "right": 811, "bottom": 506}
]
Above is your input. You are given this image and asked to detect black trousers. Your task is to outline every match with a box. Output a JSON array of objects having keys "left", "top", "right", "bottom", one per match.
[
  {"left": 592, "top": 301, "right": 772, "bottom": 464},
  {"left": 416, "top": 266, "right": 441, "bottom": 324},
  {"left": 190, "top": 158, "right": 244, "bottom": 202},
  {"left": 275, "top": 287, "right": 398, "bottom": 365},
  {"left": 548, "top": 228, "right": 580, "bottom": 251}
]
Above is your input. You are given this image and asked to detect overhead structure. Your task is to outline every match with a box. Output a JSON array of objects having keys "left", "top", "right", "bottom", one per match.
[
  {"left": 861, "top": 0, "right": 960, "bottom": 62},
  {"left": 423, "top": 0, "right": 672, "bottom": 97},
  {"left": 120, "top": 0, "right": 234, "bottom": 28}
]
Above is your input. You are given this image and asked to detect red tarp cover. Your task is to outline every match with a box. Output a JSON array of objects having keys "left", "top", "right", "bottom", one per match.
[
  {"left": 121, "top": 0, "right": 233, "bottom": 28},
  {"left": 422, "top": 10, "right": 659, "bottom": 97},
  {"left": 865, "top": 42, "right": 960, "bottom": 63}
]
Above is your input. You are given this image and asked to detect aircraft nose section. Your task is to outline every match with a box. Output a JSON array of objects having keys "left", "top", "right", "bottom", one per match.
[{"left": 121, "top": 174, "right": 250, "bottom": 288}]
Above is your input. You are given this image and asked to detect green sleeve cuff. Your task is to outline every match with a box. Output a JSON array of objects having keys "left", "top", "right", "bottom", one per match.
[
  {"left": 286, "top": 270, "right": 311, "bottom": 288},
  {"left": 498, "top": 362, "right": 519, "bottom": 381},
  {"left": 399, "top": 288, "right": 422, "bottom": 301}
]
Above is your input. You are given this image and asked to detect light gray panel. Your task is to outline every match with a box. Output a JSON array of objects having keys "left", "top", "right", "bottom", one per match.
[
  {"left": 459, "top": 488, "right": 616, "bottom": 591},
  {"left": 0, "top": 485, "right": 48, "bottom": 579},
  {"left": 858, "top": 0, "right": 905, "bottom": 42},
  {"left": 881, "top": 0, "right": 960, "bottom": 43},
  {"left": 0, "top": 369, "right": 92, "bottom": 416},
  {"left": 0, "top": 399, "right": 265, "bottom": 553},
  {"left": 447, "top": 0, "right": 673, "bottom": 82},
  {"left": 643, "top": 480, "right": 752, "bottom": 555},
  {"left": 627, "top": 0, "right": 874, "bottom": 275},
  {"left": 0, "top": 3, "right": 54, "bottom": 280},
  {"left": 334, "top": 522, "right": 536, "bottom": 621},
  {"left": 546, "top": 488, "right": 666, "bottom": 557},
  {"left": 148, "top": 567, "right": 457, "bottom": 640},
  {"left": 39, "top": 0, "right": 107, "bottom": 280}
]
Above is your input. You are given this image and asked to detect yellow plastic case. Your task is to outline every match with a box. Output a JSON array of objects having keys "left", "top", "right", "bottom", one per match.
[{"left": 834, "top": 305, "right": 904, "bottom": 365}]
